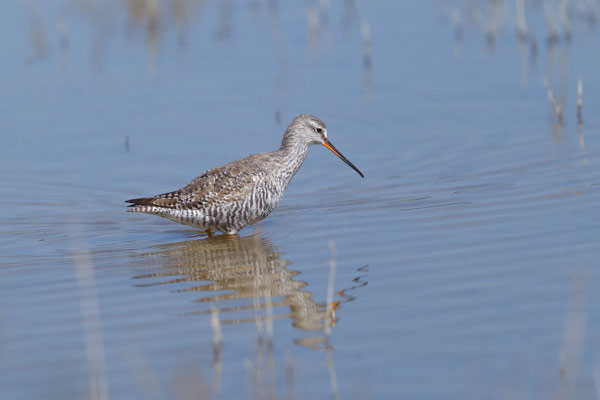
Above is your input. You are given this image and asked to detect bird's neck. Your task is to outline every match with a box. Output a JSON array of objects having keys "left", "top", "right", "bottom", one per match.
[{"left": 276, "top": 141, "right": 310, "bottom": 184}]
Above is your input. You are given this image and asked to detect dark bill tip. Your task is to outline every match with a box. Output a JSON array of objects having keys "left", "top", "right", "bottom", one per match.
[{"left": 323, "top": 139, "right": 364, "bottom": 178}]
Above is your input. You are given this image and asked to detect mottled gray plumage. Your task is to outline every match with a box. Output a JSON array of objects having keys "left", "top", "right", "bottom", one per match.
[{"left": 126, "top": 114, "right": 363, "bottom": 234}]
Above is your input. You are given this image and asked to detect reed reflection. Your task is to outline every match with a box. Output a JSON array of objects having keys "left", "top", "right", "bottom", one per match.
[{"left": 133, "top": 233, "right": 367, "bottom": 335}]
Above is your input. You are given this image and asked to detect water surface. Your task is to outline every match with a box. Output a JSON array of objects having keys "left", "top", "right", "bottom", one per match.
[{"left": 1, "top": 1, "right": 600, "bottom": 399}]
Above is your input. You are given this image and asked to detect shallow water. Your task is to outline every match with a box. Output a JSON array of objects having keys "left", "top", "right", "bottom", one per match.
[{"left": 1, "top": 1, "right": 600, "bottom": 399}]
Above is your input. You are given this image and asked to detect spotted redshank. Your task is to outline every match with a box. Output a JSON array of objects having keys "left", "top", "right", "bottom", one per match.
[{"left": 126, "top": 114, "right": 363, "bottom": 234}]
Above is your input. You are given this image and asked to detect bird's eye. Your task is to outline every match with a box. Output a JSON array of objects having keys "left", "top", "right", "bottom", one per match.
[{"left": 316, "top": 128, "right": 323, "bottom": 134}]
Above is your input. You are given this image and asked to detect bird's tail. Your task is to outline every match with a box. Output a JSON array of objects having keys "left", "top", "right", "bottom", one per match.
[{"left": 125, "top": 191, "right": 180, "bottom": 212}]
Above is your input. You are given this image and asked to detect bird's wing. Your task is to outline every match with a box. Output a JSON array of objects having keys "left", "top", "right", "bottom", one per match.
[
  {"left": 177, "top": 153, "right": 273, "bottom": 208},
  {"left": 126, "top": 152, "right": 275, "bottom": 210}
]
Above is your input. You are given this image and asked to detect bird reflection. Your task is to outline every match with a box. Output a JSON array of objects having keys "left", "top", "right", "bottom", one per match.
[{"left": 133, "top": 233, "right": 367, "bottom": 334}]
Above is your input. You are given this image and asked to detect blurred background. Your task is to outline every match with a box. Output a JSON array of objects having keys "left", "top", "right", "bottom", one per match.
[{"left": 1, "top": 0, "right": 599, "bottom": 399}]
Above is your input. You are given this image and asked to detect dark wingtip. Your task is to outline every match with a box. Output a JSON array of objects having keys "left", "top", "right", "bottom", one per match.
[{"left": 125, "top": 197, "right": 152, "bottom": 206}]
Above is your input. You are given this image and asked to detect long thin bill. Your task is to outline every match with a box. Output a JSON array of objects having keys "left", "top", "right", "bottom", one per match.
[{"left": 323, "top": 139, "right": 364, "bottom": 178}]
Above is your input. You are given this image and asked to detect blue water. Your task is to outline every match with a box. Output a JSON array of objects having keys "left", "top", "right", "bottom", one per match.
[{"left": 1, "top": 1, "right": 599, "bottom": 399}]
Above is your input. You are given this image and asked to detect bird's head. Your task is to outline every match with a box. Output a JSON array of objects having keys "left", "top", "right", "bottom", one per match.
[{"left": 281, "top": 114, "right": 364, "bottom": 178}]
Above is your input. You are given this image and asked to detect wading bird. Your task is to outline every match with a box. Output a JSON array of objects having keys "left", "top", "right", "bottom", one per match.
[{"left": 126, "top": 114, "right": 363, "bottom": 234}]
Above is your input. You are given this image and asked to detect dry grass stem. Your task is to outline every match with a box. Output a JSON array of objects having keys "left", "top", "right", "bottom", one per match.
[
  {"left": 543, "top": 77, "right": 563, "bottom": 122},
  {"left": 325, "top": 241, "right": 337, "bottom": 336},
  {"left": 577, "top": 77, "right": 582, "bottom": 124},
  {"left": 210, "top": 305, "right": 223, "bottom": 394},
  {"left": 515, "top": 0, "right": 528, "bottom": 41},
  {"left": 326, "top": 347, "right": 340, "bottom": 400},
  {"left": 558, "top": 266, "right": 589, "bottom": 398},
  {"left": 265, "top": 291, "right": 274, "bottom": 345},
  {"left": 70, "top": 227, "right": 109, "bottom": 400},
  {"left": 210, "top": 304, "right": 223, "bottom": 347},
  {"left": 254, "top": 294, "right": 264, "bottom": 340}
]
